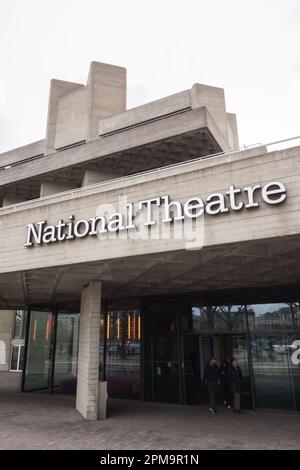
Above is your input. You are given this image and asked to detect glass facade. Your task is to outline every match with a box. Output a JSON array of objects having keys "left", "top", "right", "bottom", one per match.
[
  {"left": 10, "top": 310, "right": 27, "bottom": 372},
  {"left": 105, "top": 309, "right": 141, "bottom": 399},
  {"left": 144, "top": 293, "right": 300, "bottom": 411},
  {"left": 248, "top": 303, "right": 300, "bottom": 410},
  {"left": 24, "top": 310, "right": 54, "bottom": 390},
  {"left": 21, "top": 288, "right": 300, "bottom": 412},
  {"left": 23, "top": 309, "right": 79, "bottom": 393},
  {"left": 189, "top": 304, "right": 247, "bottom": 332},
  {"left": 53, "top": 313, "right": 80, "bottom": 394},
  {"left": 144, "top": 301, "right": 180, "bottom": 403}
]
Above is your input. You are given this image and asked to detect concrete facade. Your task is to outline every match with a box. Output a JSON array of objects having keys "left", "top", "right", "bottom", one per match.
[{"left": 0, "top": 61, "right": 300, "bottom": 420}]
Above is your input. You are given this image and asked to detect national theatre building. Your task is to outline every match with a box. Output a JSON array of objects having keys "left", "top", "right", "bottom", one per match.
[{"left": 0, "top": 62, "right": 299, "bottom": 419}]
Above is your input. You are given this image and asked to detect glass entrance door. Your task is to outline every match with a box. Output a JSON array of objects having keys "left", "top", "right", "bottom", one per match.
[
  {"left": 23, "top": 310, "right": 54, "bottom": 391},
  {"left": 183, "top": 335, "right": 207, "bottom": 405},
  {"left": 152, "top": 335, "right": 180, "bottom": 403},
  {"left": 182, "top": 334, "right": 253, "bottom": 408},
  {"left": 53, "top": 313, "right": 80, "bottom": 394},
  {"left": 143, "top": 300, "right": 181, "bottom": 403}
]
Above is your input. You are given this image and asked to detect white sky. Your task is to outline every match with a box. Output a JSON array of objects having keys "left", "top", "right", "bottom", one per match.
[{"left": 0, "top": 0, "right": 300, "bottom": 153}]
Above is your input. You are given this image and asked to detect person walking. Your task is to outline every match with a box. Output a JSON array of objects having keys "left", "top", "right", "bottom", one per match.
[
  {"left": 203, "top": 357, "right": 220, "bottom": 415},
  {"left": 229, "top": 357, "right": 243, "bottom": 413},
  {"left": 220, "top": 359, "right": 231, "bottom": 408}
]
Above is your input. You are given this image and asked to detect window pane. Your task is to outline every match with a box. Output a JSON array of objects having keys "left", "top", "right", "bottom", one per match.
[
  {"left": 106, "top": 310, "right": 141, "bottom": 399},
  {"left": 53, "top": 313, "right": 79, "bottom": 395},
  {"left": 247, "top": 303, "right": 292, "bottom": 330},
  {"left": 24, "top": 311, "right": 53, "bottom": 391},
  {"left": 292, "top": 303, "right": 300, "bottom": 327},
  {"left": 10, "top": 346, "right": 19, "bottom": 370},
  {"left": 19, "top": 345, "right": 25, "bottom": 371},
  {"left": 191, "top": 304, "right": 246, "bottom": 332},
  {"left": 288, "top": 331, "right": 300, "bottom": 411},
  {"left": 145, "top": 301, "right": 177, "bottom": 333},
  {"left": 13, "top": 310, "right": 27, "bottom": 339},
  {"left": 251, "top": 333, "right": 296, "bottom": 410},
  {"left": 153, "top": 335, "right": 179, "bottom": 403}
]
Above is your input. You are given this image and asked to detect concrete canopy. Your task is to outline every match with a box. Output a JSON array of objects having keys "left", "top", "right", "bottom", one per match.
[{"left": 0, "top": 234, "right": 300, "bottom": 310}]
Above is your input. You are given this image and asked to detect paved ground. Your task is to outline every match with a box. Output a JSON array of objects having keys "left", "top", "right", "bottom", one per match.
[{"left": 0, "top": 389, "right": 300, "bottom": 450}]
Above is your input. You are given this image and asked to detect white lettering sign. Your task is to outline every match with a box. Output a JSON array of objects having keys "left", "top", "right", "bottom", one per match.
[{"left": 24, "top": 180, "right": 287, "bottom": 247}]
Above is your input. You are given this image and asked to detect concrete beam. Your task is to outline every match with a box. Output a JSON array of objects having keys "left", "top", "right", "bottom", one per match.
[
  {"left": 0, "top": 107, "right": 227, "bottom": 188},
  {"left": 76, "top": 280, "right": 102, "bottom": 420}
]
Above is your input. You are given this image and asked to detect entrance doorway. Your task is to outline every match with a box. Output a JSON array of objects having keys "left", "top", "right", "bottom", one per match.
[
  {"left": 23, "top": 309, "right": 79, "bottom": 394},
  {"left": 182, "top": 334, "right": 253, "bottom": 408}
]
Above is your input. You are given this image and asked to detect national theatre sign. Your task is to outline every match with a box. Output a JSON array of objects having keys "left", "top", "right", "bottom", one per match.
[{"left": 24, "top": 181, "right": 287, "bottom": 247}]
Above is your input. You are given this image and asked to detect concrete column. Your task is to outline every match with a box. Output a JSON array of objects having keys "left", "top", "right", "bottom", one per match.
[
  {"left": 40, "top": 181, "right": 77, "bottom": 197},
  {"left": 2, "top": 195, "right": 24, "bottom": 207},
  {"left": 76, "top": 280, "right": 102, "bottom": 420},
  {"left": 81, "top": 169, "right": 118, "bottom": 187}
]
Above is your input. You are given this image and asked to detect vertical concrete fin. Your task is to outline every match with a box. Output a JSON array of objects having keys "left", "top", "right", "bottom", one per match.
[
  {"left": 45, "top": 79, "right": 83, "bottom": 153},
  {"left": 190, "top": 83, "right": 229, "bottom": 144},
  {"left": 86, "top": 61, "right": 127, "bottom": 141},
  {"left": 226, "top": 112, "right": 239, "bottom": 150}
]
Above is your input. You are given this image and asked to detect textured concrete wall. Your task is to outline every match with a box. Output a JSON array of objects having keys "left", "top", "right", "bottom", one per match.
[
  {"left": 81, "top": 169, "right": 118, "bottom": 187},
  {"left": 87, "top": 62, "right": 126, "bottom": 141},
  {"left": 0, "top": 310, "right": 15, "bottom": 371},
  {"left": 98, "top": 89, "right": 191, "bottom": 135},
  {"left": 76, "top": 281, "right": 101, "bottom": 420},
  {"left": 2, "top": 195, "right": 25, "bottom": 207},
  {"left": 45, "top": 79, "right": 82, "bottom": 153},
  {"left": 226, "top": 113, "right": 239, "bottom": 149},
  {"left": 46, "top": 62, "right": 127, "bottom": 151},
  {"left": 55, "top": 87, "right": 88, "bottom": 149},
  {"left": 40, "top": 181, "right": 78, "bottom": 197},
  {"left": 0, "top": 140, "right": 45, "bottom": 167},
  {"left": 191, "top": 83, "right": 229, "bottom": 142},
  {"left": 0, "top": 146, "right": 298, "bottom": 275}
]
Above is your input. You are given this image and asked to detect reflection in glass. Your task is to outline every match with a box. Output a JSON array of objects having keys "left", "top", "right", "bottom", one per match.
[
  {"left": 153, "top": 335, "right": 179, "bottom": 403},
  {"left": 191, "top": 305, "right": 246, "bottom": 331},
  {"left": 251, "top": 333, "right": 296, "bottom": 410},
  {"left": 13, "top": 310, "right": 27, "bottom": 339},
  {"left": 24, "top": 311, "right": 53, "bottom": 391},
  {"left": 145, "top": 302, "right": 177, "bottom": 332},
  {"left": 53, "top": 313, "right": 80, "bottom": 394},
  {"left": 106, "top": 310, "right": 141, "bottom": 399},
  {"left": 292, "top": 303, "right": 300, "bottom": 327},
  {"left": 288, "top": 331, "right": 300, "bottom": 411},
  {"left": 247, "top": 303, "right": 292, "bottom": 330},
  {"left": 10, "top": 346, "right": 19, "bottom": 370}
]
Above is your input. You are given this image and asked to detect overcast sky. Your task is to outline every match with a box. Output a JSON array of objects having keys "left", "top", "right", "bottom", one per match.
[{"left": 0, "top": 0, "right": 300, "bottom": 154}]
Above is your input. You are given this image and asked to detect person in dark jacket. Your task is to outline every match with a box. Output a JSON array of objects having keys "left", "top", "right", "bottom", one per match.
[
  {"left": 220, "top": 359, "right": 231, "bottom": 408},
  {"left": 228, "top": 357, "right": 243, "bottom": 413},
  {"left": 203, "top": 357, "right": 220, "bottom": 414}
]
